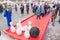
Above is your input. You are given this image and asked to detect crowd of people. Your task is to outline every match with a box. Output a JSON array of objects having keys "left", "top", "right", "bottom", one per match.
[
  {"left": 0, "top": 2, "right": 59, "bottom": 27},
  {"left": 15, "top": 3, "right": 30, "bottom": 16},
  {"left": 0, "top": 1, "right": 60, "bottom": 37},
  {"left": 16, "top": 2, "right": 60, "bottom": 26},
  {"left": 31, "top": 2, "right": 60, "bottom": 26},
  {"left": 3, "top": 3, "right": 30, "bottom": 27}
]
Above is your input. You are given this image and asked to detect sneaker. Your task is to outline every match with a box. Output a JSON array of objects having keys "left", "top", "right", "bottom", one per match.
[{"left": 52, "top": 23, "right": 55, "bottom": 26}]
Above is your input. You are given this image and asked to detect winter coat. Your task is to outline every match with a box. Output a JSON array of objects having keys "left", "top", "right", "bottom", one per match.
[
  {"left": 59, "top": 8, "right": 60, "bottom": 16},
  {"left": 4, "top": 10, "right": 12, "bottom": 27},
  {"left": 52, "top": 7, "right": 57, "bottom": 20},
  {"left": 40, "top": 5, "right": 45, "bottom": 14},
  {"left": 32, "top": 5, "right": 38, "bottom": 13},
  {"left": 20, "top": 5, "right": 24, "bottom": 14},
  {"left": 35, "top": 8, "right": 40, "bottom": 16}
]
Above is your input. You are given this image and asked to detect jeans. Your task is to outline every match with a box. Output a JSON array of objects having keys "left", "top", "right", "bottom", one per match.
[{"left": 6, "top": 18, "right": 11, "bottom": 27}]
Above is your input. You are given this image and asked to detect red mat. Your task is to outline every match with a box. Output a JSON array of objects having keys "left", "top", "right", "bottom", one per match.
[{"left": 3, "top": 14, "right": 50, "bottom": 40}]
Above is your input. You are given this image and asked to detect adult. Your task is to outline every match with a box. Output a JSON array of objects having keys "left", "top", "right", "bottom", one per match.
[
  {"left": 59, "top": 4, "right": 60, "bottom": 23},
  {"left": 4, "top": 5, "right": 12, "bottom": 27},
  {"left": 44, "top": 3, "right": 48, "bottom": 14},
  {"left": 15, "top": 4, "right": 17, "bottom": 11},
  {"left": 0, "top": 31, "right": 1, "bottom": 36},
  {"left": 20, "top": 3, "right": 24, "bottom": 16},
  {"left": 0, "top": 4, "right": 3, "bottom": 13},
  {"left": 40, "top": 3, "right": 45, "bottom": 17},
  {"left": 51, "top": 5, "right": 57, "bottom": 26},
  {"left": 26, "top": 3, "right": 29, "bottom": 14},
  {"left": 32, "top": 4, "right": 38, "bottom": 13}
]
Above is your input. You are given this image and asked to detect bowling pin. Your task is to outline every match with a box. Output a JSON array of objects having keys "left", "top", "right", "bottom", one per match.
[
  {"left": 16, "top": 20, "right": 22, "bottom": 35},
  {"left": 22, "top": 25, "right": 28, "bottom": 31},
  {"left": 24, "top": 30, "right": 30, "bottom": 38},
  {"left": 10, "top": 22, "right": 16, "bottom": 33},
  {"left": 17, "top": 20, "right": 22, "bottom": 29},
  {"left": 28, "top": 21, "right": 32, "bottom": 31},
  {"left": 24, "top": 25, "right": 30, "bottom": 38}
]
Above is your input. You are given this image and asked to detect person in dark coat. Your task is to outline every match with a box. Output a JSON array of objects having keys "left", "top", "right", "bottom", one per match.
[
  {"left": 0, "top": 4, "right": 3, "bottom": 13},
  {"left": 40, "top": 5, "right": 45, "bottom": 17},
  {"left": 15, "top": 4, "right": 17, "bottom": 11},
  {"left": 32, "top": 5, "right": 38, "bottom": 13},
  {"left": 54, "top": 3, "right": 59, "bottom": 15},
  {"left": 20, "top": 4, "right": 24, "bottom": 16},
  {"left": 4, "top": 5, "right": 12, "bottom": 27},
  {"left": 0, "top": 31, "right": 1, "bottom": 36},
  {"left": 44, "top": 4, "right": 48, "bottom": 14},
  {"left": 31, "top": 3, "right": 33, "bottom": 8},
  {"left": 47, "top": 4, "right": 50, "bottom": 14},
  {"left": 26, "top": 3, "right": 29, "bottom": 14},
  {"left": 59, "top": 7, "right": 60, "bottom": 23},
  {"left": 54, "top": 3, "right": 60, "bottom": 23}
]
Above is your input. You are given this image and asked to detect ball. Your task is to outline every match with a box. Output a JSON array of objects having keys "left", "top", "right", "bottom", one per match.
[{"left": 30, "top": 27, "right": 40, "bottom": 38}]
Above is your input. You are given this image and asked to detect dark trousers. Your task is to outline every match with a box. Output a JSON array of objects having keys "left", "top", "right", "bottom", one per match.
[
  {"left": 45, "top": 9, "right": 47, "bottom": 14},
  {"left": 59, "top": 16, "right": 60, "bottom": 22},
  {"left": 15, "top": 8, "right": 17, "bottom": 11},
  {"left": 27, "top": 9, "right": 29, "bottom": 14},
  {"left": 59, "top": 10, "right": 60, "bottom": 22},
  {"left": 37, "top": 15, "right": 40, "bottom": 20},
  {"left": 21, "top": 9, "right": 24, "bottom": 14},
  {"left": 0, "top": 31, "right": 1, "bottom": 36},
  {"left": 40, "top": 13, "right": 45, "bottom": 17}
]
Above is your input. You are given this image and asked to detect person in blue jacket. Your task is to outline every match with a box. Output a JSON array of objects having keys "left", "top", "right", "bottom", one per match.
[
  {"left": 4, "top": 5, "right": 12, "bottom": 27},
  {"left": 35, "top": 6, "right": 40, "bottom": 20}
]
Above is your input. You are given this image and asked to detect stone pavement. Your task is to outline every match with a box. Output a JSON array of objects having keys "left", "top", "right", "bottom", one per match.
[{"left": 0, "top": 5, "right": 60, "bottom": 40}]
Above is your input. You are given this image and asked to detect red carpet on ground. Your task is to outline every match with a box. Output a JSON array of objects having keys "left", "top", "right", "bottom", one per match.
[{"left": 3, "top": 14, "right": 50, "bottom": 40}]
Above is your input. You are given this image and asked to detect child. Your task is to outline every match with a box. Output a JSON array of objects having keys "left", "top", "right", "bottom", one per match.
[{"left": 35, "top": 7, "right": 40, "bottom": 20}]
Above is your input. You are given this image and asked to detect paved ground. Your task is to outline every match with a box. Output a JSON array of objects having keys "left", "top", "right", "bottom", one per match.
[{"left": 0, "top": 4, "right": 60, "bottom": 40}]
